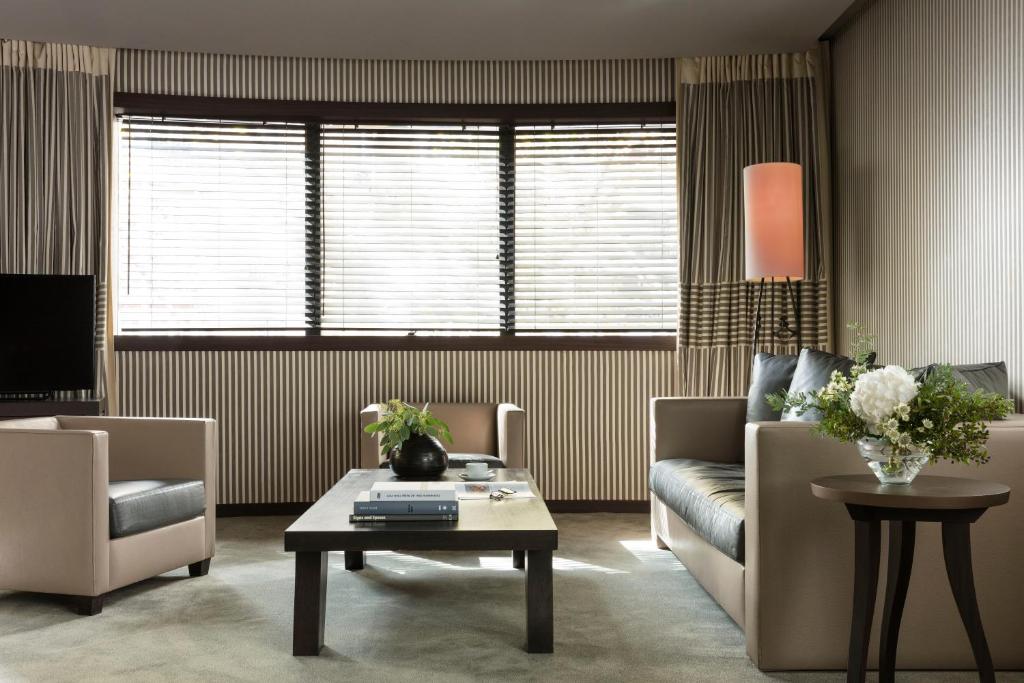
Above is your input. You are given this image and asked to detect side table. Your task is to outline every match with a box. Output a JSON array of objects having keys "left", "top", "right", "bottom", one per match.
[{"left": 811, "top": 474, "right": 1010, "bottom": 683}]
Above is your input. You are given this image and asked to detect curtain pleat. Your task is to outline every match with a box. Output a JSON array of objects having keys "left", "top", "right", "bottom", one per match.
[
  {"left": 0, "top": 39, "right": 116, "bottom": 409},
  {"left": 675, "top": 47, "right": 833, "bottom": 397}
]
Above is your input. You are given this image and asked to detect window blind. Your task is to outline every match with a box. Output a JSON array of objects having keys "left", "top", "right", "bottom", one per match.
[
  {"left": 514, "top": 123, "right": 678, "bottom": 332},
  {"left": 319, "top": 124, "right": 502, "bottom": 332},
  {"left": 117, "top": 117, "right": 307, "bottom": 333}
]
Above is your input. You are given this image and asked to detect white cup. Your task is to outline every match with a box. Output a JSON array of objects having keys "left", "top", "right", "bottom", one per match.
[{"left": 465, "top": 462, "right": 489, "bottom": 479}]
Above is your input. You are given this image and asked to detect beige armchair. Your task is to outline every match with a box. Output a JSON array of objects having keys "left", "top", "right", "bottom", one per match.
[
  {"left": 0, "top": 415, "right": 217, "bottom": 615},
  {"left": 359, "top": 402, "right": 525, "bottom": 470}
]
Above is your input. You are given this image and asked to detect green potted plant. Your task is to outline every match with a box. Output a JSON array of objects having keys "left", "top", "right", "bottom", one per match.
[
  {"left": 769, "top": 325, "right": 1013, "bottom": 484},
  {"left": 364, "top": 400, "right": 453, "bottom": 479}
]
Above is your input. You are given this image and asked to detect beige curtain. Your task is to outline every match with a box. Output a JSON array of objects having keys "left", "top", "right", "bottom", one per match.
[
  {"left": 676, "top": 46, "right": 833, "bottom": 396},
  {"left": 0, "top": 40, "right": 117, "bottom": 411}
]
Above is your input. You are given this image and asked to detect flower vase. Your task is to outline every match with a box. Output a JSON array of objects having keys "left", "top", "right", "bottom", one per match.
[{"left": 856, "top": 437, "right": 930, "bottom": 485}]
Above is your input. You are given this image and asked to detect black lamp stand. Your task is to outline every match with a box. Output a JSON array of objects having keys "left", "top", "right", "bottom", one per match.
[{"left": 751, "top": 276, "right": 801, "bottom": 352}]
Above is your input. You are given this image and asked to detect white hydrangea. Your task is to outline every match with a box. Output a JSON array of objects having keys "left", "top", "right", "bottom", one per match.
[{"left": 849, "top": 365, "right": 919, "bottom": 429}]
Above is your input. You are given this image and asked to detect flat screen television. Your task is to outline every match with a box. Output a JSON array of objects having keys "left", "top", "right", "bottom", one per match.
[{"left": 0, "top": 274, "right": 96, "bottom": 395}]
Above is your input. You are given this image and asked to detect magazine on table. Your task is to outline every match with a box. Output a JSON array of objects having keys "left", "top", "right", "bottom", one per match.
[{"left": 454, "top": 481, "right": 535, "bottom": 499}]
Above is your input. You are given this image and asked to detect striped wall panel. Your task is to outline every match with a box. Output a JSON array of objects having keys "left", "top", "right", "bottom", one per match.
[
  {"left": 115, "top": 49, "right": 676, "bottom": 103},
  {"left": 117, "top": 350, "right": 678, "bottom": 504},
  {"left": 833, "top": 0, "right": 1024, "bottom": 410}
]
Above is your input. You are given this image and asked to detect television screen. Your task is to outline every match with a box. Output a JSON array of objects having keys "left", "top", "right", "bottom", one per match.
[{"left": 0, "top": 274, "right": 96, "bottom": 394}]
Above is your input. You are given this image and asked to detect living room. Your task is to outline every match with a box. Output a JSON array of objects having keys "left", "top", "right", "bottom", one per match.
[{"left": 1, "top": 0, "right": 1022, "bottom": 680}]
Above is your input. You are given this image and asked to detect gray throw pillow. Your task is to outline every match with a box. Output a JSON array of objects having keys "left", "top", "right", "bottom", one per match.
[
  {"left": 781, "top": 348, "right": 875, "bottom": 422},
  {"left": 746, "top": 352, "right": 799, "bottom": 422},
  {"left": 924, "top": 361, "right": 1009, "bottom": 398}
]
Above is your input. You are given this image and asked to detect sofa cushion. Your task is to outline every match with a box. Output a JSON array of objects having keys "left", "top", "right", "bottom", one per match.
[
  {"left": 782, "top": 348, "right": 875, "bottom": 422},
  {"left": 747, "top": 352, "right": 799, "bottom": 422},
  {"left": 925, "top": 362, "right": 1009, "bottom": 398},
  {"left": 378, "top": 453, "right": 506, "bottom": 469},
  {"left": 649, "top": 458, "right": 745, "bottom": 563},
  {"left": 108, "top": 479, "right": 206, "bottom": 539},
  {"left": 0, "top": 416, "right": 61, "bottom": 430}
]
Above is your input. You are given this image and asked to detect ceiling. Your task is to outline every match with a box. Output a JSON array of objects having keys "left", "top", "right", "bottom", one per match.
[{"left": 0, "top": 0, "right": 853, "bottom": 60}]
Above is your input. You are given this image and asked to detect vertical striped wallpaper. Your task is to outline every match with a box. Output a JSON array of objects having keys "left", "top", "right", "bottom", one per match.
[
  {"left": 115, "top": 49, "right": 676, "bottom": 103},
  {"left": 833, "top": 0, "right": 1024, "bottom": 409},
  {"left": 117, "top": 350, "right": 677, "bottom": 504}
]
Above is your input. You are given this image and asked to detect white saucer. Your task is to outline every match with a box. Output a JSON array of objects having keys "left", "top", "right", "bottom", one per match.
[{"left": 459, "top": 471, "right": 496, "bottom": 481}]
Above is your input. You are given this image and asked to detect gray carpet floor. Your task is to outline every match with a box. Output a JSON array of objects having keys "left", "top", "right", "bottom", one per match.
[{"left": 0, "top": 514, "right": 1018, "bottom": 682}]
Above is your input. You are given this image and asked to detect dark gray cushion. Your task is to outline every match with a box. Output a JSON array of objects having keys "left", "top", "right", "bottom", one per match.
[
  {"left": 649, "top": 459, "right": 745, "bottom": 563},
  {"left": 781, "top": 348, "right": 875, "bottom": 422},
  {"left": 108, "top": 479, "right": 206, "bottom": 539},
  {"left": 379, "top": 453, "right": 506, "bottom": 469},
  {"left": 924, "top": 362, "right": 1009, "bottom": 398},
  {"left": 746, "top": 352, "right": 799, "bottom": 422}
]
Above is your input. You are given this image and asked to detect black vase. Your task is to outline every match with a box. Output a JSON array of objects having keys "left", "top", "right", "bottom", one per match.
[{"left": 388, "top": 433, "right": 449, "bottom": 479}]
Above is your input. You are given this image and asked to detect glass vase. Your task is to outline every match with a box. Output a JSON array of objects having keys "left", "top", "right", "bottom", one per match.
[{"left": 856, "top": 437, "right": 930, "bottom": 485}]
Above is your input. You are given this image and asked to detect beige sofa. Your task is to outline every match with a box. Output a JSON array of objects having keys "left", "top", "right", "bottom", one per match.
[
  {"left": 0, "top": 416, "right": 217, "bottom": 614},
  {"left": 649, "top": 397, "right": 1024, "bottom": 671},
  {"left": 360, "top": 402, "right": 525, "bottom": 469}
]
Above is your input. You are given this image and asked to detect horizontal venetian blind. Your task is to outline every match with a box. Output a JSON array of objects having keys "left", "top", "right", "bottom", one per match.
[
  {"left": 319, "top": 124, "right": 502, "bottom": 332},
  {"left": 117, "top": 117, "right": 306, "bottom": 333},
  {"left": 514, "top": 123, "right": 678, "bottom": 332}
]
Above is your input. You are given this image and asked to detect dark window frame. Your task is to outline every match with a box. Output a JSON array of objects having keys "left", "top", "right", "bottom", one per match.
[{"left": 113, "top": 93, "right": 677, "bottom": 352}]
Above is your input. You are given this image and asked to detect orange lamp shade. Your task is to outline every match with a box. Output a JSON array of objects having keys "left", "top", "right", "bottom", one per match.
[{"left": 743, "top": 162, "right": 804, "bottom": 282}]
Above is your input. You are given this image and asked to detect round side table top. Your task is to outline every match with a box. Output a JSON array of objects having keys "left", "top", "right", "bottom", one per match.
[{"left": 811, "top": 474, "right": 1010, "bottom": 510}]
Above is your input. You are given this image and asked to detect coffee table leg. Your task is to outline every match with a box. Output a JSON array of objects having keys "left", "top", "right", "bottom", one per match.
[
  {"left": 848, "top": 518, "right": 880, "bottom": 683},
  {"left": 345, "top": 551, "right": 364, "bottom": 571},
  {"left": 512, "top": 550, "right": 525, "bottom": 570},
  {"left": 879, "top": 521, "right": 916, "bottom": 683},
  {"left": 526, "top": 549, "right": 553, "bottom": 653},
  {"left": 942, "top": 520, "right": 995, "bottom": 683},
  {"left": 293, "top": 551, "right": 327, "bottom": 656}
]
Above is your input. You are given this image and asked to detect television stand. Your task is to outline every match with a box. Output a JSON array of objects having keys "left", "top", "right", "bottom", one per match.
[{"left": 0, "top": 399, "right": 103, "bottom": 419}]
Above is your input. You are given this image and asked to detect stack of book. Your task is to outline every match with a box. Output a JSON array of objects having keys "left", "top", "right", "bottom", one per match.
[{"left": 350, "top": 482, "right": 458, "bottom": 523}]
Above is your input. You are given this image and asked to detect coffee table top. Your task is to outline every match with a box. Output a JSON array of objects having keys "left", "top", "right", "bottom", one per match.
[
  {"left": 811, "top": 475, "right": 1010, "bottom": 510},
  {"left": 285, "top": 468, "right": 558, "bottom": 553}
]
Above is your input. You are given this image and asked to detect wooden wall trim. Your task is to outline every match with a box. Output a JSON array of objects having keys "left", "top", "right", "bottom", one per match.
[
  {"left": 114, "top": 93, "right": 675, "bottom": 124},
  {"left": 115, "top": 335, "right": 677, "bottom": 352}
]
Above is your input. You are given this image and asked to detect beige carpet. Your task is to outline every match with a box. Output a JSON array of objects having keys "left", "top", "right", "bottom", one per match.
[{"left": 0, "top": 514, "right": 1016, "bottom": 682}]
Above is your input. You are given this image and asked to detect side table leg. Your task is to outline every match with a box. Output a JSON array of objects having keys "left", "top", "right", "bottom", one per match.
[
  {"left": 879, "top": 521, "right": 916, "bottom": 683},
  {"left": 848, "top": 518, "right": 881, "bottom": 683},
  {"left": 293, "top": 551, "right": 327, "bottom": 656},
  {"left": 526, "top": 549, "right": 553, "bottom": 653},
  {"left": 942, "top": 521, "right": 995, "bottom": 683}
]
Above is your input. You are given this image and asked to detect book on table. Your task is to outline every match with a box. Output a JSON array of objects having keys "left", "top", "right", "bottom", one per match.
[
  {"left": 349, "top": 513, "right": 458, "bottom": 523},
  {"left": 353, "top": 491, "right": 458, "bottom": 516},
  {"left": 368, "top": 481, "right": 457, "bottom": 501}
]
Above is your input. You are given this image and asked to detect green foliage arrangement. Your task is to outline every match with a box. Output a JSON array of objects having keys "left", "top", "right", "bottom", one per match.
[
  {"left": 768, "top": 324, "right": 1013, "bottom": 466},
  {"left": 363, "top": 400, "right": 453, "bottom": 455}
]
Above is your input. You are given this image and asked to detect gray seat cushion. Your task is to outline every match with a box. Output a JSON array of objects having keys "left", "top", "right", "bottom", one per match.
[
  {"left": 747, "top": 352, "right": 799, "bottom": 422},
  {"left": 649, "top": 459, "right": 745, "bottom": 563},
  {"left": 108, "top": 479, "right": 206, "bottom": 539},
  {"left": 378, "top": 453, "right": 506, "bottom": 469}
]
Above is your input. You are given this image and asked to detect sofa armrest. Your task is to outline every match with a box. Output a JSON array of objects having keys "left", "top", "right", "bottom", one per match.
[
  {"left": 0, "top": 429, "right": 110, "bottom": 596},
  {"left": 650, "top": 397, "right": 746, "bottom": 465},
  {"left": 57, "top": 416, "right": 218, "bottom": 558},
  {"left": 743, "top": 418, "right": 1024, "bottom": 670},
  {"left": 497, "top": 403, "right": 526, "bottom": 469},
  {"left": 359, "top": 404, "right": 382, "bottom": 469}
]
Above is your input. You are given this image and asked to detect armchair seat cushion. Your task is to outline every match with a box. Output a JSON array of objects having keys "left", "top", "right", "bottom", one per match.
[
  {"left": 649, "top": 459, "right": 746, "bottom": 563},
  {"left": 108, "top": 479, "right": 206, "bottom": 539},
  {"left": 378, "top": 453, "right": 506, "bottom": 469}
]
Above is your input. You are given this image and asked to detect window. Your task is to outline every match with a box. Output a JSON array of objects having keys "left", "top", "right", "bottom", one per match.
[{"left": 116, "top": 109, "right": 677, "bottom": 337}]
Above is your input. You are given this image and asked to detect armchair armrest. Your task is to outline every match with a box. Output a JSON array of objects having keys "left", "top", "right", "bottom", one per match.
[
  {"left": 359, "top": 404, "right": 382, "bottom": 469},
  {"left": 650, "top": 397, "right": 746, "bottom": 465},
  {"left": 497, "top": 403, "right": 526, "bottom": 469},
  {"left": 57, "top": 416, "right": 218, "bottom": 559},
  {"left": 0, "top": 428, "right": 110, "bottom": 596}
]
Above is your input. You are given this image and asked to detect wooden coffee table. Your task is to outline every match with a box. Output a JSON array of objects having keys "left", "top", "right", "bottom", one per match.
[{"left": 284, "top": 468, "right": 558, "bottom": 656}]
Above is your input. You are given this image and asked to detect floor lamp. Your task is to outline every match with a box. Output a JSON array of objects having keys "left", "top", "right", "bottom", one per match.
[{"left": 743, "top": 162, "right": 804, "bottom": 352}]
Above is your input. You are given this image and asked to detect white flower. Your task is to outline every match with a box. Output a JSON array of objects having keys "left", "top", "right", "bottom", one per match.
[
  {"left": 922, "top": 418, "right": 934, "bottom": 430},
  {"left": 849, "top": 365, "right": 919, "bottom": 430}
]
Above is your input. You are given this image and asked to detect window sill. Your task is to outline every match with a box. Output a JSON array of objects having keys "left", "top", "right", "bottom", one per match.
[{"left": 114, "top": 335, "right": 677, "bottom": 352}]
